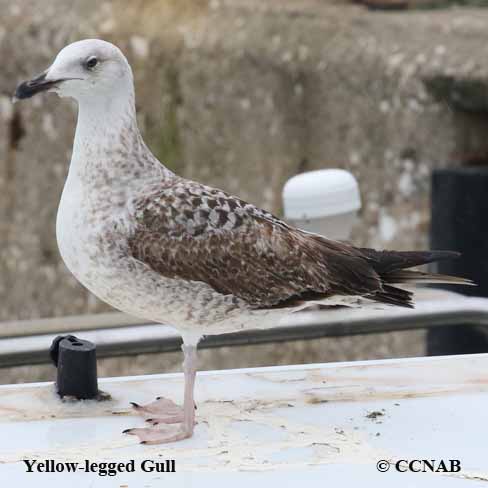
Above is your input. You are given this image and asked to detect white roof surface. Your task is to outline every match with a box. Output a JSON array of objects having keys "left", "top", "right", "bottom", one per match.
[{"left": 0, "top": 352, "right": 487, "bottom": 486}]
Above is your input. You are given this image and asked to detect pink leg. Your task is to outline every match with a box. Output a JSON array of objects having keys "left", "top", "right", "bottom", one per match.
[
  {"left": 178, "top": 344, "right": 197, "bottom": 434},
  {"left": 123, "top": 343, "right": 198, "bottom": 444}
]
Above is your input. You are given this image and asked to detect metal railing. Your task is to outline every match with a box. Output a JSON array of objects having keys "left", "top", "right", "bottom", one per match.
[{"left": 1, "top": 291, "right": 488, "bottom": 368}]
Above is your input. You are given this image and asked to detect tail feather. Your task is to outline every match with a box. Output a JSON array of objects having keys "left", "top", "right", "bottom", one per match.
[
  {"left": 294, "top": 237, "right": 470, "bottom": 310},
  {"left": 361, "top": 248, "right": 471, "bottom": 308},
  {"left": 370, "top": 285, "right": 414, "bottom": 309},
  {"left": 382, "top": 269, "right": 475, "bottom": 286}
]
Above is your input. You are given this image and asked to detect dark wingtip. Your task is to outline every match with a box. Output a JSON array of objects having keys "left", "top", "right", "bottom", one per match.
[
  {"left": 360, "top": 248, "right": 462, "bottom": 274},
  {"left": 429, "top": 250, "right": 461, "bottom": 260}
]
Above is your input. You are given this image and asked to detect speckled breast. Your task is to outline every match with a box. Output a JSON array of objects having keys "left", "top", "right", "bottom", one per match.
[{"left": 56, "top": 187, "right": 133, "bottom": 301}]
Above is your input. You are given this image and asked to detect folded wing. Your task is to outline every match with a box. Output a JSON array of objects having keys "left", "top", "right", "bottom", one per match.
[{"left": 126, "top": 179, "right": 382, "bottom": 308}]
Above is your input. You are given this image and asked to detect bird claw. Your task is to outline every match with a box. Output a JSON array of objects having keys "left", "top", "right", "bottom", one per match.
[
  {"left": 145, "top": 414, "right": 184, "bottom": 425},
  {"left": 123, "top": 425, "right": 192, "bottom": 445},
  {"left": 125, "top": 395, "right": 197, "bottom": 443},
  {"left": 129, "top": 396, "right": 182, "bottom": 417},
  {"left": 125, "top": 345, "right": 198, "bottom": 445}
]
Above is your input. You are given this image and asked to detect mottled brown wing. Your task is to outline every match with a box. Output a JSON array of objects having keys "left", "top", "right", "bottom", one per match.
[{"left": 127, "top": 179, "right": 381, "bottom": 308}]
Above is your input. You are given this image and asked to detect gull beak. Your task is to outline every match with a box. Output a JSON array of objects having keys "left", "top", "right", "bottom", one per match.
[{"left": 13, "top": 69, "right": 63, "bottom": 102}]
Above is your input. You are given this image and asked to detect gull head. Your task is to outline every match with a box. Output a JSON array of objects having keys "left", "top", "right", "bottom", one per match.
[{"left": 14, "top": 39, "right": 133, "bottom": 103}]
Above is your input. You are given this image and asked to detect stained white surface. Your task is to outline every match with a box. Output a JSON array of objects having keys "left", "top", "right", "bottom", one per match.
[{"left": 0, "top": 354, "right": 487, "bottom": 486}]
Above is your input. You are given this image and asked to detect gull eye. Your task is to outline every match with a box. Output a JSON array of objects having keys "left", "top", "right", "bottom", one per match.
[{"left": 85, "top": 56, "right": 98, "bottom": 70}]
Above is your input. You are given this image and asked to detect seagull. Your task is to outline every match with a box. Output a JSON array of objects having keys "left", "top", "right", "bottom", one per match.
[{"left": 15, "top": 39, "right": 470, "bottom": 444}]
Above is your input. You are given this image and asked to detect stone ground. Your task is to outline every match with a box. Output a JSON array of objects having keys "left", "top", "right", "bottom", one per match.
[{"left": 2, "top": 0, "right": 486, "bottom": 382}]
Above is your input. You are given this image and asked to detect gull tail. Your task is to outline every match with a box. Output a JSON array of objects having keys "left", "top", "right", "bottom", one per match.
[
  {"left": 361, "top": 248, "right": 474, "bottom": 308},
  {"left": 382, "top": 269, "right": 475, "bottom": 287}
]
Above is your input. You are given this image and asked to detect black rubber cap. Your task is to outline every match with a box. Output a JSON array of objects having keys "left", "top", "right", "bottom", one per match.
[{"left": 51, "top": 335, "right": 99, "bottom": 399}]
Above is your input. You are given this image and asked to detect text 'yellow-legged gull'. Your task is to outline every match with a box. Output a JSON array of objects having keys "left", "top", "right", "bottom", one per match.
[{"left": 15, "top": 39, "right": 471, "bottom": 444}]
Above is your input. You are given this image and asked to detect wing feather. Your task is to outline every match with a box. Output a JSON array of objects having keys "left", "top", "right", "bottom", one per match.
[{"left": 127, "top": 179, "right": 382, "bottom": 308}]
